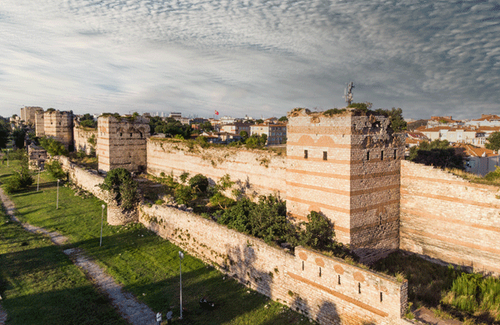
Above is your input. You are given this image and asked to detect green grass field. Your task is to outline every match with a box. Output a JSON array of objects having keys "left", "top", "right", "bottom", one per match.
[{"left": 0, "top": 160, "right": 312, "bottom": 325}]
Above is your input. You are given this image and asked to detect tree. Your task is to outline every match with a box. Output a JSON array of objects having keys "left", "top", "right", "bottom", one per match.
[
  {"left": 372, "top": 107, "right": 407, "bottom": 132},
  {"left": 278, "top": 116, "right": 288, "bottom": 122},
  {"left": 12, "top": 128, "right": 26, "bottom": 149},
  {"left": 297, "top": 211, "right": 336, "bottom": 251},
  {"left": 4, "top": 152, "right": 33, "bottom": 193},
  {"left": 79, "top": 114, "right": 97, "bottom": 128},
  {"left": 239, "top": 130, "right": 248, "bottom": 140},
  {"left": 0, "top": 117, "right": 10, "bottom": 149},
  {"left": 409, "top": 140, "right": 464, "bottom": 170},
  {"left": 189, "top": 174, "right": 209, "bottom": 193},
  {"left": 100, "top": 168, "right": 139, "bottom": 210},
  {"left": 39, "top": 137, "right": 68, "bottom": 156},
  {"left": 485, "top": 132, "right": 500, "bottom": 151}
]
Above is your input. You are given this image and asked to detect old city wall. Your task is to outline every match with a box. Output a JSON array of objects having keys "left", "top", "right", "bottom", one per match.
[
  {"left": 57, "top": 156, "right": 107, "bottom": 201},
  {"left": 147, "top": 138, "right": 287, "bottom": 198},
  {"left": 400, "top": 160, "right": 500, "bottom": 275},
  {"left": 140, "top": 204, "right": 409, "bottom": 325},
  {"left": 74, "top": 126, "right": 97, "bottom": 155}
]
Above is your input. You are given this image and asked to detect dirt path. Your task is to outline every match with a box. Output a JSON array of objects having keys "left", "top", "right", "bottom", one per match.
[
  {"left": 414, "top": 307, "right": 463, "bottom": 325},
  {"left": 0, "top": 189, "right": 157, "bottom": 325}
]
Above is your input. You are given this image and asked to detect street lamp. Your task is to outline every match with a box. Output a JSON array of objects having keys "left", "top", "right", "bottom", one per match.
[
  {"left": 179, "top": 251, "right": 184, "bottom": 320},
  {"left": 37, "top": 167, "right": 40, "bottom": 192},
  {"left": 56, "top": 179, "right": 60, "bottom": 209},
  {"left": 100, "top": 204, "right": 105, "bottom": 247}
]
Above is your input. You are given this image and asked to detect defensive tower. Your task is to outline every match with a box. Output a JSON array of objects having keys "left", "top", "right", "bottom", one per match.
[
  {"left": 97, "top": 114, "right": 150, "bottom": 173},
  {"left": 43, "top": 109, "right": 74, "bottom": 149},
  {"left": 286, "top": 108, "right": 404, "bottom": 262}
]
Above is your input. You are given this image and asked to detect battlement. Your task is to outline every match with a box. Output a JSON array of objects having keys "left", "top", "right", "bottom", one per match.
[{"left": 97, "top": 114, "right": 150, "bottom": 173}]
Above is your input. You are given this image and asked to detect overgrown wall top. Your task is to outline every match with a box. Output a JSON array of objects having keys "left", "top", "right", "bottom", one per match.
[
  {"left": 43, "top": 110, "right": 74, "bottom": 149},
  {"left": 74, "top": 126, "right": 97, "bottom": 155},
  {"left": 400, "top": 160, "right": 500, "bottom": 275},
  {"left": 140, "top": 204, "right": 407, "bottom": 325},
  {"left": 147, "top": 138, "right": 287, "bottom": 198}
]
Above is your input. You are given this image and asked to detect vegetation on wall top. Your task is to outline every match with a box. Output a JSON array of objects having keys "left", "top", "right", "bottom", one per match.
[
  {"left": 100, "top": 168, "right": 139, "bottom": 211},
  {"left": 408, "top": 139, "right": 464, "bottom": 170}
]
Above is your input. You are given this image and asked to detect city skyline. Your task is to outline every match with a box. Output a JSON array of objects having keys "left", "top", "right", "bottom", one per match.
[{"left": 1, "top": 0, "right": 499, "bottom": 120}]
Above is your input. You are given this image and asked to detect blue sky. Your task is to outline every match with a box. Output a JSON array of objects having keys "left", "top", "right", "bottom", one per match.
[{"left": 1, "top": 0, "right": 499, "bottom": 120}]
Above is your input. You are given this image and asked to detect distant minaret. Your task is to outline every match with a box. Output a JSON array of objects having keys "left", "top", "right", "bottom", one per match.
[{"left": 344, "top": 82, "right": 354, "bottom": 106}]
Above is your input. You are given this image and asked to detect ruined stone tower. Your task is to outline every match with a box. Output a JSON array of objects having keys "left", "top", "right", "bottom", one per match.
[
  {"left": 97, "top": 114, "right": 150, "bottom": 173},
  {"left": 286, "top": 108, "right": 404, "bottom": 262},
  {"left": 20, "top": 106, "right": 44, "bottom": 127},
  {"left": 43, "top": 109, "right": 74, "bottom": 149}
]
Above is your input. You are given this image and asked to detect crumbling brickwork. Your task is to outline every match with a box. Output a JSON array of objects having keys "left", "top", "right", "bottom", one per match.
[
  {"left": 43, "top": 110, "right": 74, "bottom": 149},
  {"left": 97, "top": 115, "right": 150, "bottom": 173},
  {"left": 74, "top": 124, "right": 97, "bottom": 155},
  {"left": 286, "top": 109, "right": 404, "bottom": 262}
]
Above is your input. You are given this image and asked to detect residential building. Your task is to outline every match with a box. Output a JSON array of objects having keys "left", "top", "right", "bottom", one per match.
[{"left": 250, "top": 122, "right": 287, "bottom": 145}]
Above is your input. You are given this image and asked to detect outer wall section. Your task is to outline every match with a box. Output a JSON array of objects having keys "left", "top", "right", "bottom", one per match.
[
  {"left": 400, "top": 160, "right": 500, "bottom": 276},
  {"left": 146, "top": 138, "right": 287, "bottom": 198}
]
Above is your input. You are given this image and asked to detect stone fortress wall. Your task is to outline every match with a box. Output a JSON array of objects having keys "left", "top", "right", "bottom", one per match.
[
  {"left": 56, "top": 156, "right": 411, "bottom": 325},
  {"left": 20, "top": 106, "right": 44, "bottom": 126},
  {"left": 400, "top": 160, "right": 500, "bottom": 276},
  {"left": 147, "top": 138, "right": 287, "bottom": 198}
]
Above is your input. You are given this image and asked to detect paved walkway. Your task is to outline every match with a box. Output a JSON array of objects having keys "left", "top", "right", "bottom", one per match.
[{"left": 0, "top": 189, "right": 157, "bottom": 325}]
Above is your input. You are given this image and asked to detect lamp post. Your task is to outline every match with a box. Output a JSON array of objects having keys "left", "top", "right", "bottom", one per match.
[
  {"left": 37, "top": 167, "right": 40, "bottom": 192},
  {"left": 6, "top": 149, "right": 9, "bottom": 167},
  {"left": 56, "top": 179, "right": 60, "bottom": 209},
  {"left": 179, "top": 251, "right": 184, "bottom": 320},
  {"left": 100, "top": 204, "right": 105, "bottom": 247}
]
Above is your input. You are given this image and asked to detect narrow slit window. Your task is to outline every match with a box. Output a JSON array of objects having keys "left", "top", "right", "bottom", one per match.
[
  {"left": 358, "top": 283, "right": 361, "bottom": 294},
  {"left": 319, "top": 267, "right": 322, "bottom": 277},
  {"left": 338, "top": 275, "right": 341, "bottom": 285},
  {"left": 394, "top": 149, "right": 397, "bottom": 159},
  {"left": 304, "top": 150, "right": 308, "bottom": 159},
  {"left": 323, "top": 151, "right": 327, "bottom": 160},
  {"left": 120, "top": 133, "right": 122, "bottom": 137},
  {"left": 367, "top": 151, "right": 370, "bottom": 161},
  {"left": 381, "top": 151, "right": 384, "bottom": 160},
  {"left": 130, "top": 133, "right": 133, "bottom": 137},
  {"left": 302, "top": 261, "right": 304, "bottom": 271},
  {"left": 380, "top": 292, "right": 383, "bottom": 302}
]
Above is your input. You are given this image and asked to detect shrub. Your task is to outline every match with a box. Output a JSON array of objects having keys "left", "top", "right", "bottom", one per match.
[
  {"left": 45, "top": 160, "right": 67, "bottom": 180},
  {"left": 39, "top": 137, "right": 68, "bottom": 156},
  {"left": 296, "top": 211, "right": 336, "bottom": 251},
  {"left": 189, "top": 174, "right": 209, "bottom": 193}
]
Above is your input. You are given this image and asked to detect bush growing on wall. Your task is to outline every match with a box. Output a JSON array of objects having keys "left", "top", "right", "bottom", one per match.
[
  {"left": 100, "top": 168, "right": 139, "bottom": 211},
  {"left": 189, "top": 174, "right": 209, "bottom": 193}
]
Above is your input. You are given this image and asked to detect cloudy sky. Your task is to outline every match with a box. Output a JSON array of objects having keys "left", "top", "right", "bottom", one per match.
[{"left": 1, "top": 0, "right": 499, "bottom": 120}]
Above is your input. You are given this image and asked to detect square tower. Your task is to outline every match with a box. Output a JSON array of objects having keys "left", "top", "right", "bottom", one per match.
[
  {"left": 97, "top": 114, "right": 150, "bottom": 173},
  {"left": 286, "top": 108, "right": 404, "bottom": 262},
  {"left": 43, "top": 109, "right": 74, "bottom": 149}
]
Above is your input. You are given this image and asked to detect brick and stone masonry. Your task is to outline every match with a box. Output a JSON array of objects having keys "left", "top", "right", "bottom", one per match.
[
  {"left": 97, "top": 115, "right": 150, "bottom": 173},
  {"left": 74, "top": 122, "right": 97, "bottom": 155},
  {"left": 20, "top": 106, "right": 44, "bottom": 127},
  {"left": 43, "top": 110, "right": 74, "bottom": 149},
  {"left": 286, "top": 109, "right": 404, "bottom": 263},
  {"left": 400, "top": 160, "right": 500, "bottom": 276}
]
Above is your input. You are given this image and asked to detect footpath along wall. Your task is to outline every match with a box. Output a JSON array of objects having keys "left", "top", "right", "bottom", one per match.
[
  {"left": 400, "top": 160, "right": 500, "bottom": 275},
  {"left": 147, "top": 138, "right": 287, "bottom": 198},
  {"left": 140, "top": 205, "right": 409, "bottom": 325}
]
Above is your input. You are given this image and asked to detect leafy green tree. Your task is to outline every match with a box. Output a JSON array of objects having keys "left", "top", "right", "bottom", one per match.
[
  {"left": 278, "top": 116, "right": 288, "bottom": 122},
  {"left": 45, "top": 160, "right": 67, "bottom": 180},
  {"left": 485, "top": 132, "right": 500, "bottom": 151},
  {"left": 4, "top": 152, "right": 33, "bottom": 193},
  {"left": 255, "top": 119, "right": 264, "bottom": 124},
  {"left": 79, "top": 114, "right": 97, "bottom": 128},
  {"left": 409, "top": 140, "right": 464, "bottom": 169},
  {"left": 199, "top": 121, "right": 213, "bottom": 132},
  {"left": 150, "top": 117, "right": 192, "bottom": 138},
  {"left": 239, "top": 130, "right": 248, "bottom": 140},
  {"left": 373, "top": 107, "right": 407, "bottom": 132},
  {"left": 12, "top": 128, "right": 26, "bottom": 149},
  {"left": 0, "top": 117, "right": 10, "bottom": 149},
  {"left": 100, "top": 168, "right": 139, "bottom": 210},
  {"left": 39, "top": 137, "right": 68, "bottom": 156},
  {"left": 297, "top": 211, "right": 336, "bottom": 251}
]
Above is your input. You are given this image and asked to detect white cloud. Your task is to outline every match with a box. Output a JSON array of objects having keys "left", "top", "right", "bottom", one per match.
[{"left": 0, "top": 0, "right": 499, "bottom": 119}]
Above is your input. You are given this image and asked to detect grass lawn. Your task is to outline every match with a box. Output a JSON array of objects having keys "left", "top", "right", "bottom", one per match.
[
  {"left": 0, "top": 160, "right": 312, "bottom": 325},
  {"left": 0, "top": 197, "right": 126, "bottom": 324}
]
